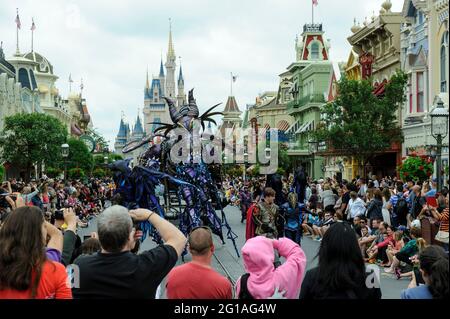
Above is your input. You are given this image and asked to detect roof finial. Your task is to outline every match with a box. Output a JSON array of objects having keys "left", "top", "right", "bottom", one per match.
[{"left": 146, "top": 66, "right": 150, "bottom": 88}]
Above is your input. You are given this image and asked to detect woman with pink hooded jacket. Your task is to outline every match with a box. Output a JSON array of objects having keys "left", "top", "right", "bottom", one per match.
[{"left": 235, "top": 236, "right": 307, "bottom": 299}]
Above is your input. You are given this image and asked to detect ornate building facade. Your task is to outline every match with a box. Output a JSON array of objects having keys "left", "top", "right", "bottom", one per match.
[
  {"left": 347, "top": 0, "right": 404, "bottom": 178},
  {"left": 284, "top": 23, "right": 333, "bottom": 179}
]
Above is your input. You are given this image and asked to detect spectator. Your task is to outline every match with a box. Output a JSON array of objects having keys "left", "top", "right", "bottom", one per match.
[
  {"left": 386, "top": 230, "right": 405, "bottom": 268},
  {"left": 366, "top": 189, "right": 383, "bottom": 222},
  {"left": 72, "top": 205, "right": 186, "bottom": 298},
  {"left": 425, "top": 179, "right": 438, "bottom": 198},
  {"left": 166, "top": 226, "right": 232, "bottom": 299},
  {"left": 346, "top": 191, "right": 366, "bottom": 223},
  {"left": 0, "top": 206, "right": 71, "bottom": 299},
  {"left": 429, "top": 193, "right": 449, "bottom": 250},
  {"left": 401, "top": 245, "right": 448, "bottom": 299},
  {"left": 386, "top": 183, "right": 409, "bottom": 227},
  {"left": 320, "top": 184, "right": 336, "bottom": 212},
  {"left": 385, "top": 227, "right": 426, "bottom": 275},
  {"left": 299, "top": 222, "right": 381, "bottom": 299},
  {"left": 73, "top": 235, "right": 101, "bottom": 264},
  {"left": 236, "top": 236, "right": 306, "bottom": 299},
  {"left": 357, "top": 178, "right": 367, "bottom": 200},
  {"left": 381, "top": 187, "right": 392, "bottom": 226}
]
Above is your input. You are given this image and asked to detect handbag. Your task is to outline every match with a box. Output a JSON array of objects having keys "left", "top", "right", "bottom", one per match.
[{"left": 435, "top": 222, "right": 449, "bottom": 244}]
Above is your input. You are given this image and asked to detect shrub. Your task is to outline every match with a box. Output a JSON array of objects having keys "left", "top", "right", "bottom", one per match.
[{"left": 398, "top": 154, "right": 434, "bottom": 183}]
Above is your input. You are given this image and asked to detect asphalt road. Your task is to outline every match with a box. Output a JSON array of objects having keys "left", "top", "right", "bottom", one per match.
[{"left": 79, "top": 205, "right": 409, "bottom": 299}]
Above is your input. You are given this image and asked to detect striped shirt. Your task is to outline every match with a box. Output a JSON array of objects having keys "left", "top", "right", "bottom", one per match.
[
  {"left": 389, "top": 193, "right": 403, "bottom": 209},
  {"left": 439, "top": 208, "right": 449, "bottom": 233}
]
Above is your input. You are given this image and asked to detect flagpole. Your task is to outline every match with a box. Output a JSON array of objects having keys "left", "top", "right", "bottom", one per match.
[
  {"left": 16, "top": 9, "right": 20, "bottom": 55},
  {"left": 230, "top": 72, "right": 233, "bottom": 96}
]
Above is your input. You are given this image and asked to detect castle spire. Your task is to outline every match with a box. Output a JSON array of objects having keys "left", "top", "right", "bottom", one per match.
[
  {"left": 159, "top": 58, "right": 165, "bottom": 77},
  {"left": 167, "top": 18, "right": 175, "bottom": 60},
  {"left": 178, "top": 64, "right": 184, "bottom": 84},
  {"left": 146, "top": 67, "right": 150, "bottom": 88}
]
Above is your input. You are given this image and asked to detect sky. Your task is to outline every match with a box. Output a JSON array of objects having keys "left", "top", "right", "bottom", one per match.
[{"left": 0, "top": 0, "right": 404, "bottom": 149}]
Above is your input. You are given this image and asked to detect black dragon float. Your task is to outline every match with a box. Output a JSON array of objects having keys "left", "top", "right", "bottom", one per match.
[{"left": 109, "top": 89, "right": 239, "bottom": 257}]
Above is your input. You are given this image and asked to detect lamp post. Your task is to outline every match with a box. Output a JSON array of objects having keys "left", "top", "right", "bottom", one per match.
[
  {"left": 430, "top": 97, "right": 449, "bottom": 192},
  {"left": 308, "top": 138, "right": 318, "bottom": 180},
  {"left": 61, "top": 143, "right": 69, "bottom": 181},
  {"left": 243, "top": 152, "right": 248, "bottom": 181}
]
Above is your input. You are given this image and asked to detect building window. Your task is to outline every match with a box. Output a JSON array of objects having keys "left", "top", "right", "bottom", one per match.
[
  {"left": 18, "top": 68, "right": 31, "bottom": 90},
  {"left": 441, "top": 32, "right": 448, "bottom": 93},
  {"left": 416, "top": 72, "right": 424, "bottom": 113},
  {"left": 311, "top": 42, "right": 320, "bottom": 60}
]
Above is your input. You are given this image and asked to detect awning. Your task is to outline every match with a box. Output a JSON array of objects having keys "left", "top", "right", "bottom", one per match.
[
  {"left": 296, "top": 120, "right": 313, "bottom": 134},
  {"left": 373, "top": 79, "right": 387, "bottom": 96}
]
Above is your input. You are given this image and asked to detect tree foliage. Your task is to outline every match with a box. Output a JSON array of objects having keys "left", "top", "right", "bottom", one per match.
[
  {"left": 68, "top": 167, "right": 85, "bottom": 179},
  {"left": 314, "top": 71, "right": 407, "bottom": 165},
  {"left": 67, "top": 138, "right": 94, "bottom": 173},
  {"left": 0, "top": 113, "right": 68, "bottom": 181}
]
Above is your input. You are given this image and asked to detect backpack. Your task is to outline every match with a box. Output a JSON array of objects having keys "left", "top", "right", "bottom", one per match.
[{"left": 394, "top": 195, "right": 408, "bottom": 220}]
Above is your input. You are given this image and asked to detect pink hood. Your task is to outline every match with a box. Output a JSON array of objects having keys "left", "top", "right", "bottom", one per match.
[{"left": 238, "top": 236, "right": 307, "bottom": 299}]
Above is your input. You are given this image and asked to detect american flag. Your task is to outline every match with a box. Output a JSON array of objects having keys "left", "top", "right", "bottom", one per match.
[
  {"left": 232, "top": 74, "right": 237, "bottom": 82},
  {"left": 312, "top": 0, "right": 318, "bottom": 5},
  {"left": 31, "top": 18, "right": 36, "bottom": 31},
  {"left": 15, "top": 9, "right": 21, "bottom": 29}
]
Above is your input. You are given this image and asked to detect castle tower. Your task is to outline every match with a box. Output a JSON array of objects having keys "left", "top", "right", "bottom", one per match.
[
  {"left": 177, "top": 65, "right": 186, "bottom": 106},
  {"left": 114, "top": 118, "right": 128, "bottom": 154},
  {"left": 165, "top": 21, "right": 176, "bottom": 99}
]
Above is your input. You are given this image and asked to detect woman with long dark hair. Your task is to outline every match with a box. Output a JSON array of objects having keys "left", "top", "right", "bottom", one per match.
[
  {"left": 299, "top": 222, "right": 382, "bottom": 299},
  {"left": 401, "top": 245, "right": 449, "bottom": 299},
  {"left": 0, "top": 206, "right": 72, "bottom": 299}
]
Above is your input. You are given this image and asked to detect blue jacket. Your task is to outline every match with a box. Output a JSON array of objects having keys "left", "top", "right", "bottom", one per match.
[{"left": 282, "top": 202, "right": 304, "bottom": 231}]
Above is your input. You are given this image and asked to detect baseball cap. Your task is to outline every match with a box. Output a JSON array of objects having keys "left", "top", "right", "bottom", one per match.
[
  {"left": 398, "top": 225, "right": 407, "bottom": 231},
  {"left": 432, "top": 177, "right": 438, "bottom": 183}
]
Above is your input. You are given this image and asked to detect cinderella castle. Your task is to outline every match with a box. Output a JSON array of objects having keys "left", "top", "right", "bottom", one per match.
[{"left": 114, "top": 23, "right": 186, "bottom": 157}]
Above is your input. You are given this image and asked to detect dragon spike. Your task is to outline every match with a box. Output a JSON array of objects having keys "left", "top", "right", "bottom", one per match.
[
  {"left": 163, "top": 96, "right": 182, "bottom": 123},
  {"left": 187, "top": 88, "right": 199, "bottom": 118}
]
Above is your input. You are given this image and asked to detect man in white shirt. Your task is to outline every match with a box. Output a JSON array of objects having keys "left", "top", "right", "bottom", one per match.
[
  {"left": 372, "top": 175, "right": 380, "bottom": 188},
  {"left": 347, "top": 191, "right": 366, "bottom": 222}
]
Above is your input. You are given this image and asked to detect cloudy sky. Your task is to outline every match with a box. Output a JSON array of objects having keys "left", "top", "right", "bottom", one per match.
[{"left": 0, "top": 0, "right": 403, "bottom": 148}]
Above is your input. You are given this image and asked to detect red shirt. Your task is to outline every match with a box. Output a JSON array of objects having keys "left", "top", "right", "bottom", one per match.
[
  {"left": 166, "top": 262, "right": 232, "bottom": 299},
  {"left": 0, "top": 260, "right": 72, "bottom": 299}
]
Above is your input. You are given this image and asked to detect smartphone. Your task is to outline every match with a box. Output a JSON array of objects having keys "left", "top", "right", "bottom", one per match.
[{"left": 83, "top": 235, "right": 92, "bottom": 241}]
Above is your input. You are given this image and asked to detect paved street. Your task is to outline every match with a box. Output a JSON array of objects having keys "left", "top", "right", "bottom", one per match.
[{"left": 80, "top": 205, "right": 409, "bottom": 299}]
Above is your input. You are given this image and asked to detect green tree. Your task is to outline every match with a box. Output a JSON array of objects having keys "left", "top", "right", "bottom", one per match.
[
  {"left": 0, "top": 166, "right": 4, "bottom": 181},
  {"left": 314, "top": 71, "right": 407, "bottom": 174},
  {"left": 92, "top": 167, "right": 106, "bottom": 178},
  {"left": 68, "top": 167, "right": 85, "bottom": 179},
  {"left": 67, "top": 138, "right": 94, "bottom": 173},
  {"left": 0, "top": 113, "right": 68, "bottom": 181}
]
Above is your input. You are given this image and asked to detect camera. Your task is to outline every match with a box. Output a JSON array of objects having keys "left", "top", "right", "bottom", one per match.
[{"left": 54, "top": 209, "right": 65, "bottom": 221}]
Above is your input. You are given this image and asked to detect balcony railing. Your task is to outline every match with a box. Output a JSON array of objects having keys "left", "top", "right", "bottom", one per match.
[
  {"left": 297, "top": 93, "right": 326, "bottom": 108},
  {"left": 287, "top": 94, "right": 326, "bottom": 111}
]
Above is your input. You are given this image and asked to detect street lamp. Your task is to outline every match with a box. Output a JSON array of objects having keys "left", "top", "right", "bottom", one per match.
[
  {"left": 430, "top": 97, "right": 449, "bottom": 192},
  {"left": 61, "top": 143, "right": 69, "bottom": 181},
  {"left": 308, "top": 138, "right": 318, "bottom": 180},
  {"left": 243, "top": 152, "right": 248, "bottom": 181}
]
